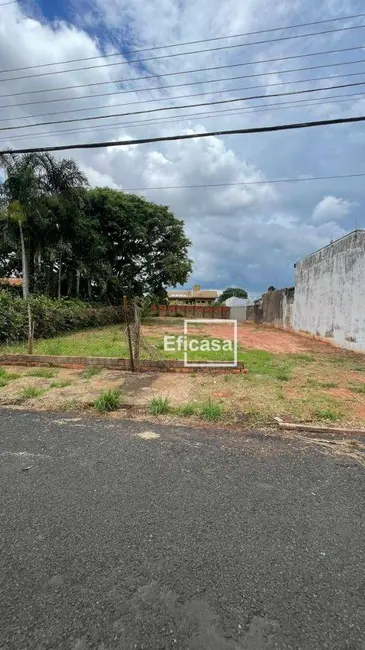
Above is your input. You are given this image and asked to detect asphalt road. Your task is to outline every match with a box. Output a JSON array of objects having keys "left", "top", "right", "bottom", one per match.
[{"left": 0, "top": 410, "right": 365, "bottom": 650}]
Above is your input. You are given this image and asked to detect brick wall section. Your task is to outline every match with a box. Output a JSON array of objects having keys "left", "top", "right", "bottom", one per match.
[
  {"left": 152, "top": 304, "right": 230, "bottom": 318},
  {"left": 0, "top": 354, "right": 245, "bottom": 374}
]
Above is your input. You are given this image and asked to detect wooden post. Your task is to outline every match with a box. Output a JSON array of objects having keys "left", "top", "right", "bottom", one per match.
[{"left": 123, "top": 296, "right": 135, "bottom": 372}]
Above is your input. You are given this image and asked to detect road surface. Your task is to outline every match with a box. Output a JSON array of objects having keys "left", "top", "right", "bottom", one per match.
[{"left": 0, "top": 409, "right": 365, "bottom": 649}]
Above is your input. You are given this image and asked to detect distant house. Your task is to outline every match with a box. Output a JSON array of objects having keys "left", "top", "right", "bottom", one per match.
[
  {"left": 0, "top": 278, "right": 22, "bottom": 286},
  {"left": 168, "top": 284, "right": 218, "bottom": 306}
]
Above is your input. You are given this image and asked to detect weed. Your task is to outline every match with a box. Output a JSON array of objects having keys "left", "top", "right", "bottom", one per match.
[
  {"left": 348, "top": 382, "right": 365, "bottom": 394},
  {"left": 148, "top": 396, "right": 170, "bottom": 415},
  {"left": 81, "top": 367, "right": 102, "bottom": 379},
  {"left": 0, "top": 377, "right": 8, "bottom": 388},
  {"left": 179, "top": 402, "right": 196, "bottom": 416},
  {"left": 352, "top": 365, "right": 365, "bottom": 372},
  {"left": 277, "top": 387, "right": 286, "bottom": 401},
  {"left": 50, "top": 380, "right": 73, "bottom": 389},
  {"left": 201, "top": 399, "right": 222, "bottom": 421},
  {"left": 0, "top": 367, "right": 20, "bottom": 381},
  {"left": 21, "top": 386, "right": 46, "bottom": 400},
  {"left": 288, "top": 353, "right": 315, "bottom": 363},
  {"left": 93, "top": 389, "right": 121, "bottom": 412},
  {"left": 276, "top": 369, "right": 291, "bottom": 382},
  {"left": 314, "top": 408, "right": 339, "bottom": 422},
  {"left": 307, "top": 378, "right": 338, "bottom": 389},
  {"left": 26, "top": 368, "right": 56, "bottom": 379}
]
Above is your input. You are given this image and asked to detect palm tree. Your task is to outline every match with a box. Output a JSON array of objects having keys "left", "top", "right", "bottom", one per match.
[
  {"left": 0, "top": 152, "right": 41, "bottom": 299},
  {"left": 37, "top": 153, "right": 88, "bottom": 298}
]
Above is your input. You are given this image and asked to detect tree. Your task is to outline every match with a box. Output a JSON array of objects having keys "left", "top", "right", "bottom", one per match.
[
  {"left": 0, "top": 152, "right": 42, "bottom": 298},
  {"left": 216, "top": 287, "right": 248, "bottom": 304},
  {"left": 85, "top": 189, "right": 192, "bottom": 301},
  {"left": 37, "top": 154, "right": 88, "bottom": 298}
]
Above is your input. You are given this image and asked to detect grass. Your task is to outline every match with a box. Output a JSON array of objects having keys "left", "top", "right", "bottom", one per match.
[
  {"left": 93, "top": 389, "right": 122, "bottom": 413},
  {"left": 21, "top": 386, "right": 47, "bottom": 400},
  {"left": 26, "top": 368, "right": 56, "bottom": 379},
  {"left": 50, "top": 380, "right": 73, "bottom": 389},
  {"left": 178, "top": 402, "right": 197, "bottom": 416},
  {"left": 307, "top": 378, "right": 338, "bottom": 389},
  {"left": 0, "top": 367, "right": 21, "bottom": 387},
  {"left": 148, "top": 396, "right": 170, "bottom": 415},
  {"left": 81, "top": 367, "right": 102, "bottom": 379},
  {"left": 314, "top": 408, "right": 340, "bottom": 422},
  {"left": 348, "top": 382, "right": 365, "bottom": 394},
  {"left": 200, "top": 399, "right": 223, "bottom": 421}
]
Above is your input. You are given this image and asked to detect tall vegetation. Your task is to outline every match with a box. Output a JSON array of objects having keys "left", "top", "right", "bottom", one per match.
[{"left": 0, "top": 153, "right": 192, "bottom": 303}]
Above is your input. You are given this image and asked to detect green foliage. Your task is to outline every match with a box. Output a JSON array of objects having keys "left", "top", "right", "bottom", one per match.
[
  {"left": 314, "top": 408, "right": 339, "bottom": 422},
  {"left": 216, "top": 287, "right": 248, "bottom": 304},
  {"left": 148, "top": 396, "right": 170, "bottom": 415},
  {"left": 0, "top": 291, "right": 124, "bottom": 344},
  {"left": 93, "top": 389, "right": 121, "bottom": 412},
  {"left": 0, "top": 154, "right": 192, "bottom": 302},
  {"left": 179, "top": 402, "right": 197, "bottom": 416},
  {"left": 21, "top": 386, "right": 46, "bottom": 399},
  {"left": 0, "top": 367, "right": 21, "bottom": 385},
  {"left": 348, "top": 382, "right": 365, "bottom": 394},
  {"left": 200, "top": 399, "right": 223, "bottom": 421},
  {"left": 50, "top": 380, "right": 73, "bottom": 389},
  {"left": 26, "top": 368, "right": 56, "bottom": 378},
  {"left": 81, "top": 367, "right": 102, "bottom": 379}
]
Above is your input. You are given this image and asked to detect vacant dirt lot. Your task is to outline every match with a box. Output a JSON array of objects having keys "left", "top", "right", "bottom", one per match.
[{"left": 146, "top": 321, "right": 346, "bottom": 355}]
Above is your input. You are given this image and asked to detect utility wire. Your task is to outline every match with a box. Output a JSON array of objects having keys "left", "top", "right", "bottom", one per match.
[
  {"left": 2, "top": 11, "right": 365, "bottom": 74},
  {"left": 1, "top": 115, "right": 365, "bottom": 155},
  {"left": 4, "top": 69, "right": 365, "bottom": 123},
  {"left": 1, "top": 44, "right": 364, "bottom": 99},
  {"left": 2, "top": 92, "right": 364, "bottom": 143},
  {"left": 2, "top": 56, "right": 365, "bottom": 110},
  {"left": 0, "top": 0, "right": 17, "bottom": 5},
  {"left": 3, "top": 80, "right": 365, "bottom": 132},
  {"left": 96, "top": 172, "right": 365, "bottom": 191},
  {"left": 1, "top": 24, "right": 365, "bottom": 84}
]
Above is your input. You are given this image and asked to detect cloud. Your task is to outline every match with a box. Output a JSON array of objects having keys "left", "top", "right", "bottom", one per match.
[
  {"left": 311, "top": 196, "right": 354, "bottom": 224},
  {"left": 0, "top": 0, "right": 364, "bottom": 293}
]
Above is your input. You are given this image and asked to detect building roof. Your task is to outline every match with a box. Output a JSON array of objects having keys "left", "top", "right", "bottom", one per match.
[
  {"left": 0, "top": 277, "right": 22, "bottom": 285},
  {"left": 167, "top": 289, "right": 218, "bottom": 299},
  {"left": 294, "top": 229, "right": 365, "bottom": 266}
]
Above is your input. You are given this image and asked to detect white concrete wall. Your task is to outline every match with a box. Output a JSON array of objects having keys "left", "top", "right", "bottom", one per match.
[{"left": 293, "top": 230, "right": 365, "bottom": 352}]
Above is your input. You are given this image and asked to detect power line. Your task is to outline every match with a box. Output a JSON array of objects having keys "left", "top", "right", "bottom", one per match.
[
  {"left": 0, "top": 0, "right": 17, "bottom": 5},
  {"left": 1, "top": 11, "right": 365, "bottom": 74},
  {"left": 3, "top": 56, "right": 365, "bottom": 111},
  {"left": 1, "top": 44, "right": 363, "bottom": 99},
  {"left": 1, "top": 115, "right": 365, "bottom": 156},
  {"left": 1, "top": 24, "right": 365, "bottom": 84},
  {"left": 4, "top": 69, "right": 365, "bottom": 123},
  {"left": 4, "top": 91, "right": 365, "bottom": 143},
  {"left": 100, "top": 172, "right": 365, "bottom": 191},
  {"left": 3, "top": 80, "right": 365, "bottom": 132}
]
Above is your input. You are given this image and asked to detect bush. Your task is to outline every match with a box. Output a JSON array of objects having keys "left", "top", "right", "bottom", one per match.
[
  {"left": 0, "top": 291, "right": 124, "bottom": 345},
  {"left": 148, "top": 396, "right": 170, "bottom": 415},
  {"left": 94, "top": 389, "right": 121, "bottom": 412}
]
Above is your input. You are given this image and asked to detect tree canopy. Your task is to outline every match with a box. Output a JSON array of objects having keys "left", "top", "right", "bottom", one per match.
[
  {"left": 0, "top": 154, "right": 192, "bottom": 302},
  {"left": 216, "top": 287, "right": 248, "bottom": 304}
]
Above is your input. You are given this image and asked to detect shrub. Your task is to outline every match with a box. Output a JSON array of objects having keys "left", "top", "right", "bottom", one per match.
[
  {"left": 94, "top": 389, "right": 121, "bottom": 412},
  {"left": 148, "top": 396, "right": 170, "bottom": 415},
  {"left": 0, "top": 291, "right": 124, "bottom": 345},
  {"left": 200, "top": 399, "right": 222, "bottom": 421}
]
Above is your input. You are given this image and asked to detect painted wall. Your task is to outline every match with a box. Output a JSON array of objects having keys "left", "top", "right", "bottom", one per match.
[
  {"left": 261, "top": 288, "right": 295, "bottom": 329},
  {"left": 293, "top": 230, "right": 365, "bottom": 352}
]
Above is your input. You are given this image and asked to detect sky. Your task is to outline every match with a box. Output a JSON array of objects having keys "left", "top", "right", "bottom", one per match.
[{"left": 0, "top": 0, "right": 365, "bottom": 293}]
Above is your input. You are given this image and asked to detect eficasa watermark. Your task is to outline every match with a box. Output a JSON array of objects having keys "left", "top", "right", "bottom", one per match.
[{"left": 163, "top": 319, "right": 238, "bottom": 368}]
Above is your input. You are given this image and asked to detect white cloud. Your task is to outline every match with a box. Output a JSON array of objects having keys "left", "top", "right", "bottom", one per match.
[
  {"left": 0, "top": 0, "right": 363, "bottom": 292},
  {"left": 311, "top": 196, "right": 354, "bottom": 224}
]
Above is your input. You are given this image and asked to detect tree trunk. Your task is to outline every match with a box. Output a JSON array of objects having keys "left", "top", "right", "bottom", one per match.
[
  {"left": 58, "top": 252, "right": 62, "bottom": 299},
  {"left": 76, "top": 269, "right": 80, "bottom": 297},
  {"left": 19, "top": 221, "right": 29, "bottom": 300},
  {"left": 88, "top": 279, "right": 92, "bottom": 300}
]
